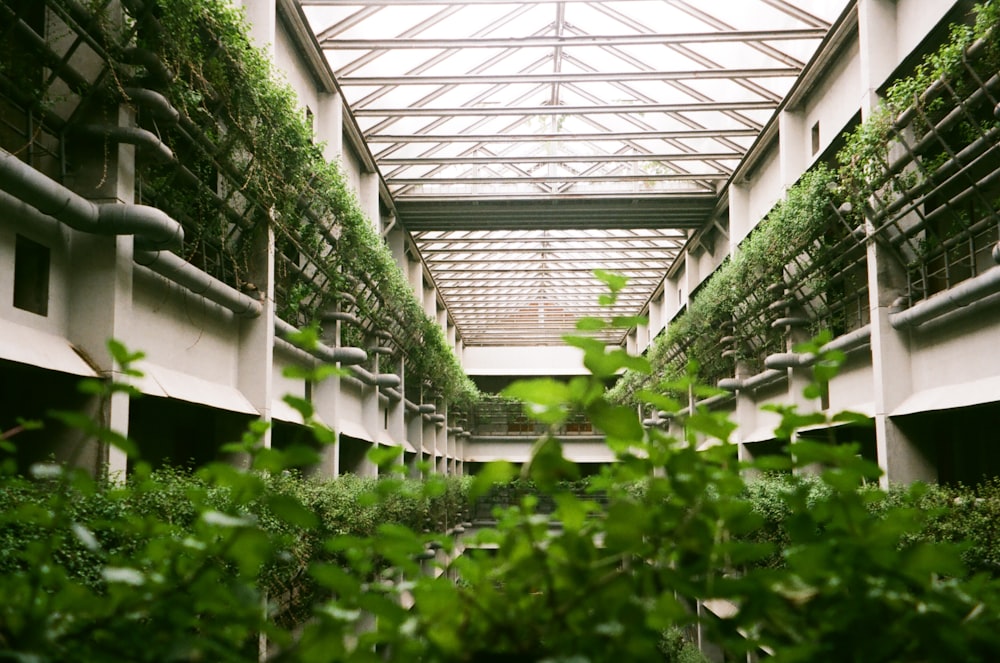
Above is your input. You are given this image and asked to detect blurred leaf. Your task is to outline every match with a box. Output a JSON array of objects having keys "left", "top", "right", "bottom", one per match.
[
  {"left": 367, "top": 445, "right": 404, "bottom": 468},
  {"left": 593, "top": 269, "right": 628, "bottom": 293},
  {"left": 470, "top": 461, "right": 517, "bottom": 501},
  {"left": 587, "top": 399, "right": 643, "bottom": 441},
  {"left": 266, "top": 493, "right": 319, "bottom": 529},
  {"left": 575, "top": 317, "right": 607, "bottom": 331}
]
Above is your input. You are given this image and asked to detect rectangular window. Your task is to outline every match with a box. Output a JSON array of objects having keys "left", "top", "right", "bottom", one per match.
[
  {"left": 811, "top": 121, "right": 820, "bottom": 155},
  {"left": 13, "top": 234, "right": 50, "bottom": 316}
]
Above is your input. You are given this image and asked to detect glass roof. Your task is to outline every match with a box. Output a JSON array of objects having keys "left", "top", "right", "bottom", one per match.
[{"left": 299, "top": 0, "right": 848, "bottom": 346}]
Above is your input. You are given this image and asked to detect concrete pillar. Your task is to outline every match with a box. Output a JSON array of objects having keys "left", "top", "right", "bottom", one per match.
[
  {"left": 236, "top": 224, "right": 275, "bottom": 458},
  {"left": 649, "top": 291, "right": 665, "bottom": 338},
  {"left": 635, "top": 320, "right": 650, "bottom": 354},
  {"left": 360, "top": 172, "right": 379, "bottom": 224},
  {"left": 857, "top": 0, "right": 898, "bottom": 112},
  {"left": 317, "top": 90, "right": 344, "bottom": 162},
  {"left": 626, "top": 329, "right": 638, "bottom": 356},
  {"left": 65, "top": 102, "right": 137, "bottom": 477},
  {"left": 866, "top": 236, "right": 935, "bottom": 484},
  {"left": 779, "top": 108, "right": 807, "bottom": 189},
  {"left": 857, "top": 0, "right": 935, "bottom": 485},
  {"left": 230, "top": 1, "right": 278, "bottom": 462},
  {"left": 727, "top": 182, "right": 752, "bottom": 248},
  {"left": 423, "top": 282, "right": 436, "bottom": 318},
  {"left": 407, "top": 407, "right": 424, "bottom": 477},
  {"left": 242, "top": 0, "right": 277, "bottom": 57}
]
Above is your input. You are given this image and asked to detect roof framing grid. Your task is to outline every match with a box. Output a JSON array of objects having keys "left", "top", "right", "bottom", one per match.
[{"left": 299, "top": 0, "right": 841, "bottom": 346}]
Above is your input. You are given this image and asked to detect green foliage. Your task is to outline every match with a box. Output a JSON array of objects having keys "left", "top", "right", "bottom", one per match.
[
  {"left": 123, "top": 0, "right": 476, "bottom": 404},
  {"left": 609, "top": 166, "right": 838, "bottom": 404},
  {"left": 610, "top": 2, "right": 1000, "bottom": 407},
  {"left": 5, "top": 308, "right": 1000, "bottom": 662},
  {"left": 4, "top": 3, "right": 1000, "bottom": 661}
]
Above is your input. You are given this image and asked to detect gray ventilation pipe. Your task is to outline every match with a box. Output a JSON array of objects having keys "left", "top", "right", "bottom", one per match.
[
  {"left": 718, "top": 369, "right": 785, "bottom": 392},
  {"left": 0, "top": 183, "right": 252, "bottom": 319},
  {"left": 121, "top": 47, "right": 175, "bottom": 84},
  {"left": 764, "top": 324, "right": 871, "bottom": 370},
  {"left": 274, "top": 318, "right": 368, "bottom": 366},
  {"left": 350, "top": 365, "right": 402, "bottom": 389},
  {"left": 135, "top": 249, "right": 261, "bottom": 318},
  {"left": 122, "top": 87, "right": 180, "bottom": 126},
  {"left": 764, "top": 352, "right": 814, "bottom": 369},
  {"left": 0, "top": 149, "right": 183, "bottom": 251},
  {"left": 890, "top": 265, "right": 1000, "bottom": 329},
  {"left": 695, "top": 392, "right": 735, "bottom": 409},
  {"left": 79, "top": 125, "right": 176, "bottom": 163},
  {"left": 382, "top": 387, "right": 403, "bottom": 402}
]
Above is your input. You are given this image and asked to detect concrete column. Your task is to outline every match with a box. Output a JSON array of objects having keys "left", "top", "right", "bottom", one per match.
[
  {"left": 386, "top": 225, "right": 406, "bottom": 266},
  {"left": 635, "top": 320, "right": 650, "bottom": 354},
  {"left": 313, "top": 92, "right": 344, "bottom": 161},
  {"left": 778, "top": 109, "right": 807, "bottom": 189},
  {"left": 407, "top": 407, "right": 424, "bottom": 477},
  {"left": 437, "top": 305, "right": 447, "bottom": 336},
  {"left": 727, "top": 182, "right": 752, "bottom": 248},
  {"left": 626, "top": 329, "right": 638, "bottom": 356},
  {"left": 65, "top": 102, "right": 137, "bottom": 477},
  {"left": 423, "top": 416, "right": 437, "bottom": 474},
  {"left": 360, "top": 172, "right": 379, "bottom": 224},
  {"left": 857, "top": 0, "right": 934, "bottom": 485},
  {"left": 236, "top": 225, "right": 275, "bottom": 458},
  {"left": 314, "top": 307, "right": 344, "bottom": 478},
  {"left": 317, "top": 90, "right": 344, "bottom": 162},
  {"left": 242, "top": 0, "right": 277, "bottom": 56},
  {"left": 649, "top": 291, "right": 665, "bottom": 338},
  {"left": 423, "top": 282, "right": 436, "bottom": 318},
  {"left": 866, "top": 235, "right": 935, "bottom": 484},
  {"left": 386, "top": 359, "right": 406, "bottom": 453},
  {"left": 857, "top": 0, "right": 898, "bottom": 114}
]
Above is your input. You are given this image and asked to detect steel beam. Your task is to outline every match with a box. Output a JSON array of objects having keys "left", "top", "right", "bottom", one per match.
[
  {"left": 341, "top": 68, "right": 798, "bottom": 86},
  {"left": 365, "top": 129, "right": 759, "bottom": 143},
  {"left": 353, "top": 100, "right": 778, "bottom": 116},
  {"left": 379, "top": 152, "right": 743, "bottom": 166},
  {"left": 321, "top": 29, "right": 828, "bottom": 49}
]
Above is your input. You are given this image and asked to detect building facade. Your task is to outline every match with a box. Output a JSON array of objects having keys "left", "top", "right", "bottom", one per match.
[{"left": 1, "top": 0, "right": 998, "bottom": 486}]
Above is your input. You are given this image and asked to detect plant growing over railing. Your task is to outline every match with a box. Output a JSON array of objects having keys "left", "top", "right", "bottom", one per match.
[
  {"left": 96, "top": 0, "right": 477, "bottom": 402},
  {"left": 6, "top": 286, "right": 1000, "bottom": 661},
  {"left": 609, "top": 166, "right": 842, "bottom": 405},
  {"left": 611, "top": 2, "right": 1000, "bottom": 406}
]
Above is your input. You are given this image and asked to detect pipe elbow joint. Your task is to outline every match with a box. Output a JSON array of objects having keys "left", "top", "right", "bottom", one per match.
[
  {"left": 100, "top": 204, "right": 184, "bottom": 251},
  {"left": 717, "top": 377, "right": 742, "bottom": 391},
  {"left": 375, "top": 373, "right": 401, "bottom": 389},
  {"left": 764, "top": 352, "right": 815, "bottom": 370},
  {"left": 330, "top": 346, "right": 368, "bottom": 366}
]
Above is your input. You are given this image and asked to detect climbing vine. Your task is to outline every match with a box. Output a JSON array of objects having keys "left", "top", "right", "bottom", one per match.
[
  {"left": 105, "top": 0, "right": 477, "bottom": 403},
  {"left": 610, "top": 1, "right": 1000, "bottom": 406}
]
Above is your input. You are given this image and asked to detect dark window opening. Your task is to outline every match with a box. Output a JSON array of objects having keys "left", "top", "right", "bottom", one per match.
[
  {"left": 811, "top": 121, "right": 820, "bottom": 155},
  {"left": 13, "top": 234, "right": 50, "bottom": 316}
]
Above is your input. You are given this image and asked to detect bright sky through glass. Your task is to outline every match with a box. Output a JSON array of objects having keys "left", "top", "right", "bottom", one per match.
[{"left": 299, "top": 0, "right": 849, "bottom": 345}]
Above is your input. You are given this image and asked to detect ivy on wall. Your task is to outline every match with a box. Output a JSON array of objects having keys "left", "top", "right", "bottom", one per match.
[
  {"left": 609, "top": 1, "right": 1000, "bottom": 406},
  {"left": 109, "top": 0, "right": 477, "bottom": 403}
]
